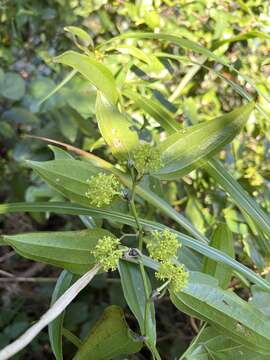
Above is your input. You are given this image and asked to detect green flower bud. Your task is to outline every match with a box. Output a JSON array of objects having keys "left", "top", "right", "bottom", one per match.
[
  {"left": 147, "top": 229, "right": 180, "bottom": 262},
  {"left": 133, "top": 142, "right": 162, "bottom": 176},
  {"left": 85, "top": 173, "right": 121, "bottom": 208},
  {"left": 91, "top": 236, "right": 123, "bottom": 271},
  {"left": 156, "top": 261, "right": 189, "bottom": 293}
]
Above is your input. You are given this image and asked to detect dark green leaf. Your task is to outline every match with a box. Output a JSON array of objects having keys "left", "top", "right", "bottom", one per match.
[
  {"left": 1, "top": 229, "right": 112, "bottom": 274},
  {"left": 118, "top": 261, "right": 156, "bottom": 346},
  {"left": 73, "top": 305, "right": 142, "bottom": 360},
  {"left": 203, "top": 224, "right": 234, "bottom": 289},
  {"left": 26, "top": 159, "right": 99, "bottom": 206},
  {"left": 171, "top": 272, "right": 270, "bottom": 353}
]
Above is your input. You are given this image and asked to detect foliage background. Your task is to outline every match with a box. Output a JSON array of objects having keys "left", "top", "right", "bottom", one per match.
[{"left": 0, "top": 0, "right": 270, "bottom": 359}]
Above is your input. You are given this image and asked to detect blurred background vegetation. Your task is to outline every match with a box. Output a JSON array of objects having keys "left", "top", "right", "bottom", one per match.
[{"left": 0, "top": 0, "right": 270, "bottom": 358}]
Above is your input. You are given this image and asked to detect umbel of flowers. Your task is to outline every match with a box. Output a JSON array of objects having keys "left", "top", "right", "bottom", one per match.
[
  {"left": 147, "top": 229, "right": 189, "bottom": 293},
  {"left": 85, "top": 173, "right": 121, "bottom": 208},
  {"left": 91, "top": 236, "right": 123, "bottom": 271}
]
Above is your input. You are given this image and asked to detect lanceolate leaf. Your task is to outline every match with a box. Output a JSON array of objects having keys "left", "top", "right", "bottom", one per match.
[
  {"left": 171, "top": 272, "right": 270, "bottom": 354},
  {"left": 95, "top": 92, "right": 139, "bottom": 160},
  {"left": 1, "top": 229, "right": 112, "bottom": 274},
  {"left": 154, "top": 102, "right": 254, "bottom": 180},
  {"left": 49, "top": 271, "right": 74, "bottom": 360},
  {"left": 183, "top": 325, "right": 270, "bottom": 360},
  {"left": 73, "top": 306, "right": 142, "bottom": 360},
  {"left": 118, "top": 261, "right": 156, "bottom": 346},
  {"left": 54, "top": 51, "right": 118, "bottom": 104},
  {"left": 203, "top": 224, "right": 235, "bottom": 289},
  {"left": 26, "top": 159, "right": 100, "bottom": 206},
  {"left": 1, "top": 202, "right": 270, "bottom": 292},
  {"left": 205, "top": 158, "right": 270, "bottom": 252}
]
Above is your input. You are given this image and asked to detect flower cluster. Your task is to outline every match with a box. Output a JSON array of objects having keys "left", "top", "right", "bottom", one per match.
[
  {"left": 91, "top": 236, "right": 123, "bottom": 271},
  {"left": 85, "top": 173, "right": 121, "bottom": 208},
  {"left": 147, "top": 229, "right": 180, "bottom": 262},
  {"left": 132, "top": 142, "right": 162, "bottom": 176},
  {"left": 147, "top": 229, "right": 188, "bottom": 292},
  {"left": 156, "top": 262, "right": 189, "bottom": 293}
]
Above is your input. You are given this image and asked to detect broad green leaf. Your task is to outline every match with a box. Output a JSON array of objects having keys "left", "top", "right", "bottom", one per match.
[
  {"left": 54, "top": 51, "right": 118, "bottom": 104},
  {"left": 49, "top": 271, "right": 74, "bottom": 360},
  {"left": 95, "top": 92, "right": 139, "bottom": 160},
  {"left": 250, "top": 279, "right": 270, "bottom": 318},
  {"left": 154, "top": 102, "right": 254, "bottom": 180},
  {"left": 0, "top": 72, "right": 25, "bottom": 100},
  {"left": 73, "top": 305, "right": 142, "bottom": 360},
  {"left": 123, "top": 89, "right": 181, "bottom": 135},
  {"left": 26, "top": 159, "right": 100, "bottom": 206},
  {"left": 205, "top": 158, "right": 270, "bottom": 253},
  {"left": 1, "top": 201, "right": 270, "bottom": 292},
  {"left": 118, "top": 261, "right": 156, "bottom": 346},
  {"left": 171, "top": 272, "right": 270, "bottom": 353},
  {"left": 1, "top": 228, "right": 112, "bottom": 274},
  {"left": 183, "top": 325, "right": 270, "bottom": 360},
  {"left": 203, "top": 224, "right": 234, "bottom": 289}
]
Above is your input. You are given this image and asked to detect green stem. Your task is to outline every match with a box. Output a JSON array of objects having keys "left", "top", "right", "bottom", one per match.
[
  {"left": 129, "top": 172, "right": 161, "bottom": 360},
  {"left": 129, "top": 170, "right": 144, "bottom": 251}
]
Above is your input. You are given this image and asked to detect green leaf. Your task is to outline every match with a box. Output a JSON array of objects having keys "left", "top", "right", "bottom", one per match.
[
  {"left": 73, "top": 305, "right": 142, "bottom": 360},
  {"left": 154, "top": 102, "right": 254, "bottom": 180},
  {"left": 183, "top": 325, "right": 270, "bottom": 360},
  {"left": 1, "top": 228, "right": 112, "bottom": 274},
  {"left": 54, "top": 51, "right": 118, "bottom": 104},
  {"left": 49, "top": 271, "right": 74, "bottom": 360},
  {"left": 205, "top": 158, "right": 270, "bottom": 253},
  {"left": 0, "top": 72, "right": 25, "bottom": 100},
  {"left": 123, "top": 89, "right": 181, "bottom": 135},
  {"left": 26, "top": 159, "right": 100, "bottom": 206},
  {"left": 118, "top": 261, "right": 156, "bottom": 346},
  {"left": 203, "top": 224, "right": 234, "bottom": 289},
  {"left": 1, "top": 201, "right": 270, "bottom": 292},
  {"left": 95, "top": 92, "right": 139, "bottom": 160},
  {"left": 171, "top": 272, "right": 270, "bottom": 354},
  {"left": 212, "top": 31, "right": 270, "bottom": 50},
  {"left": 64, "top": 26, "right": 93, "bottom": 48}
]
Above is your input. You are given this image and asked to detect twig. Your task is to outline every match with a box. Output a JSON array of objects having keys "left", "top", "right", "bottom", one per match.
[
  {"left": 0, "top": 251, "right": 15, "bottom": 263},
  {"left": 0, "top": 264, "right": 100, "bottom": 360}
]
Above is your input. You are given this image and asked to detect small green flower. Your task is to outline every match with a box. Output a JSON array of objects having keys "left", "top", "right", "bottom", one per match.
[
  {"left": 147, "top": 229, "right": 180, "bottom": 262},
  {"left": 133, "top": 142, "right": 162, "bottom": 176},
  {"left": 156, "top": 261, "right": 189, "bottom": 292},
  {"left": 91, "top": 236, "right": 123, "bottom": 271},
  {"left": 85, "top": 173, "right": 121, "bottom": 208}
]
